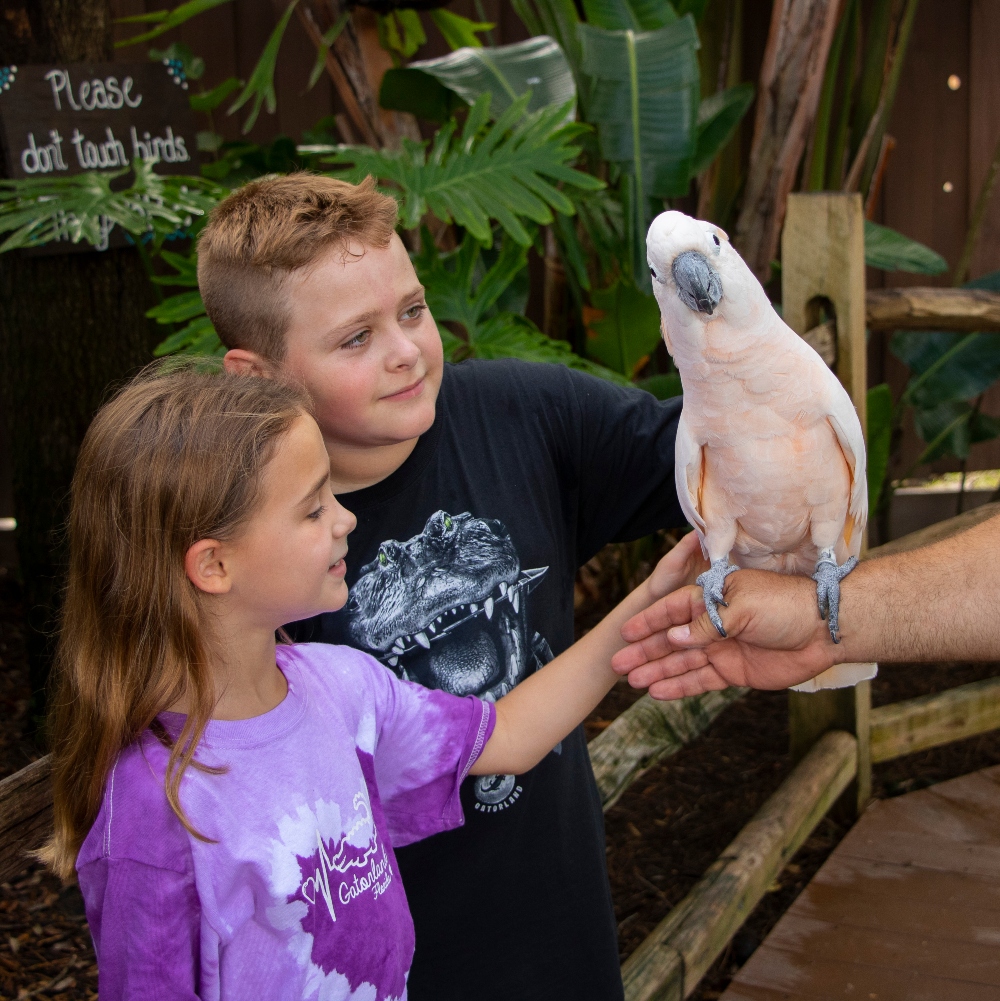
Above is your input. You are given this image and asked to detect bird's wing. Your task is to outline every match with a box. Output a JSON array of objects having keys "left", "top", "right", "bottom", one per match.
[
  {"left": 675, "top": 414, "right": 707, "bottom": 533},
  {"left": 825, "top": 384, "right": 868, "bottom": 555}
]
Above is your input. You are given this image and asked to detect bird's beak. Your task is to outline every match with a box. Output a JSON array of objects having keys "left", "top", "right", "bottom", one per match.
[{"left": 672, "top": 251, "right": 723, "bottom": 315}]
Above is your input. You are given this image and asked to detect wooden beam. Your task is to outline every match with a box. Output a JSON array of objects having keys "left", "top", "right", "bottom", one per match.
[
  {"left": 0, "top": 755, "right": 51, "bottom": 883},
  {"left": 782, "top": 192, "right": 871, "bottom": 817},
  {"left": 589, "top": 688, "right": 747, "bottom": 812},
  {"left": 622, "top": 730, "right": 858, "bottom": 1001},
  {"left": 866, "top": 287, "right": 1000, "bottom": 331},
  {"left": 866, "top": 500, "right": 1000, "bottom": 558},
  {"left": 870, "top": 676, "right": 1000, "bottom": 763}
]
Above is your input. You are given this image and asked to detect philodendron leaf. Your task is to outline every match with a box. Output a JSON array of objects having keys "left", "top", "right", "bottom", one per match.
[
  {"left": 911, "top": 400, "right": 1000, "bottom": 463},
  {"left": 636, "top": 372, "right": 682, "bottom": 399},
  {"left": 585, "top": 276, "right": 662, "bottom": 377},
  {"left": 692, "top": 82, "right": 754, "bottom": 175},
  {"left": 406, "top": 35, "right": 577, "bottom": 121},
  {"left": 379, "top": 68, "right": 466, "bottom": 123},
  {"left": 866, "top": 382, "right": 893, "bottom": 509},
  {"left": 324, "top": 92, "right": 603, "bottom": 247},
  {"left": 864, "top": 219, "right": 947, "bottom": 275}
]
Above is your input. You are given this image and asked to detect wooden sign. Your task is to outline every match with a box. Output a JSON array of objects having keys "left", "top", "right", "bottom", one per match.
[{"left": 0, "top": 61, "right": 200, "bottom": 251}]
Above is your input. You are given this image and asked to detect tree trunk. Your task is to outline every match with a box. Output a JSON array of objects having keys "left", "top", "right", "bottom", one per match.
[
  {"left": 733, "top": 0, "right": 843, "bottom": 281},
  {"left": 0, "top": 1, "right": 159, "bottom": 725}
]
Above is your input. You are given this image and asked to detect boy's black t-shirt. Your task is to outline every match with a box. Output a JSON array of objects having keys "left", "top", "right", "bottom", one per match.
[{"left": 288, "top": 358, "right": 685, "bottom": 1001}]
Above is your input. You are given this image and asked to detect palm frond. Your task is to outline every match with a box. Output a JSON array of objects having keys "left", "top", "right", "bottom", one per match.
[{"left": 322, "top": 92, "right": 603, "bottom": 246}]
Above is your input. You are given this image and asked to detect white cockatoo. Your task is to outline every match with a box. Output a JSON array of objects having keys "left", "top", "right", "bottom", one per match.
[{"left": 646, "top": 210, "right": 876, "bottom": 691}]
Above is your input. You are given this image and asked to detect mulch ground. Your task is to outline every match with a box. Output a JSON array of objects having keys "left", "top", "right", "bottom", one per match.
[{"left": 3, "top": 545, "right": 1000, "bottom": 1000}]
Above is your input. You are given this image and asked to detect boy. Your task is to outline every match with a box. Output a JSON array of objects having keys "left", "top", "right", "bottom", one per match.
[{"left": 203, "top": 174, "right": 686, "bottom": 1000}]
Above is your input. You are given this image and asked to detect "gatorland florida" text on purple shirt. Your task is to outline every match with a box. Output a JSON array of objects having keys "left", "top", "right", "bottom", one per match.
[{"left": 76, "top": 643, "right": 495, "bottom": 1001}]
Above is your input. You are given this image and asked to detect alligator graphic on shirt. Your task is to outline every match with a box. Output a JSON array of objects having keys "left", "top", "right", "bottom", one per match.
[{"left": 345, "top": 511, "right": 551, "bottom": 701}]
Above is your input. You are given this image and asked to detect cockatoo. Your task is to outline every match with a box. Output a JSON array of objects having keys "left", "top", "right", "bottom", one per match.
[{"left": 646, "top": 210, "right": 876, "bottom": 691}]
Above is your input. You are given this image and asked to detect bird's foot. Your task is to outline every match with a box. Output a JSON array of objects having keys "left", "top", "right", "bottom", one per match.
[
  {"left": 812, "top": 549, "right": 858, "bottom": 644},
  {"left": 696, "top": 558, "right": 740, "bottom": 637}
]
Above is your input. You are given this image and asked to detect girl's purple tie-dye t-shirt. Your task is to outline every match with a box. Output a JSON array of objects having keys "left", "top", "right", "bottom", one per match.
[{"left": 76, "top": 643, "right": 495, "bottom": 1001}]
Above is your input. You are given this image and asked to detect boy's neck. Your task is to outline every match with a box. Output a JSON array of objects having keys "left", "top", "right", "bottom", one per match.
[{"left": 326, "top": 435, "right": 420, "bottom": 494}]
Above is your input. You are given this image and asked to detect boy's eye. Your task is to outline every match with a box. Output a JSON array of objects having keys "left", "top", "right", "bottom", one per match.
[{"left": 307, "top": 505, "right": 326, "bottom": 521}]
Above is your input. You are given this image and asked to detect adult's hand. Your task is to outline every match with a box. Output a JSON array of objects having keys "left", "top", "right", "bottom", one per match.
[{"left": 611, "top": 569, "right": 839, "bottom": 700}]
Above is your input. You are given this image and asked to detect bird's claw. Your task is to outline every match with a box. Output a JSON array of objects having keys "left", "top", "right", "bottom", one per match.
[
  {"left": 696, "top": 558, "right": 740, "bottom": 637},
  {"left": 811, "top": 553, "right": 858, "bottom": 644}
]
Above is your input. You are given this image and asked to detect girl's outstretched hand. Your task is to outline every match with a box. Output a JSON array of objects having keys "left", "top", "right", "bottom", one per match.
[
  {"left": 610, "top": 569, "right": 839, "bottom": 700},
  {"left": 646, "top": 530, "right": 709, "bottom": 600}
]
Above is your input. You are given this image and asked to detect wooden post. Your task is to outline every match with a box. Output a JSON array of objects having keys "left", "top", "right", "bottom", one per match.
[{"left": 781, "top": 192, "right": 872, "bottom": 816}]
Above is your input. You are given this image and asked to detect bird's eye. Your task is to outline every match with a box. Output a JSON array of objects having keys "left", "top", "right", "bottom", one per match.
[
  {"left": 712, "top": 234, "right": 721, "bottom": 247},
  {"left": 649, "top": 266, "right": 657, "bottom": 280}
]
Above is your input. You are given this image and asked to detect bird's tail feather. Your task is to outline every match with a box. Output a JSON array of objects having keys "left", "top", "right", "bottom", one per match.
[{"left": 790, "top": 662, "right": 877, "bottom": 692}]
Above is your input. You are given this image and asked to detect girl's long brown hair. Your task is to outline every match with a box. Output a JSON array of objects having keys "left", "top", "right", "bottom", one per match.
[{"left": 40, "top": 366, "right": 307, "bottom": 880}]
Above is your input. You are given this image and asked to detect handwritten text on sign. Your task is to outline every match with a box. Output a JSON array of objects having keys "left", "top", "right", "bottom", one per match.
[{"left": 0, "top": 61, "right": 198, "bottom": 250}]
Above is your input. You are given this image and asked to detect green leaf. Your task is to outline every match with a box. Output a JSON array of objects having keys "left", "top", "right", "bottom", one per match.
[
  {"left": 324, "top": 92, "right": 602, "bottom": 247},
  {"left": 510, "top": 0, "right": 583, "bottom": 97},
  {"left": 153, "top": 314, "right": 220, "bottom": 356},
  {"left": 377, "top": 10, "right": 426, "bottom": 61},
  {"left": 430, "top": 8, "right": 494, "bottom": 50},
  {"left": 909, "top": 400, "right": 1000, "bottom": 464},
  {"left": 151, "top": 248, "right": 200, "bottom": 286},
  {"left": 308, "top": 11, "right": 350, "bottom": 91},
  {"left": 116, "top": 0, "right": 234, "bottom": 47},
  {"left": 674, "top": 0, "right": 710, "bottom": 18},
  {"left": 636, "top": 372, "right": 682, "bottom": 399},
  {"left": 147, "top": 289, "right": 206, "bottom": 323},
  {"left": 407, "top": 35, "right": 577, "bottom": 120},
  {"left": 190, "top": 76, "right": 242, "bottom": 112},
  {"left": 472, "top": 312, "right": 627, "bottom": 382},
  {"left": 866, "top": 382, "right": 892, "bottom": 509},
  {"left": 227, "top": 0, "right": 298, "bottom": 134},
  {"left": 582, "top": 0, "right": 677, "bottom": 31},
  {"left": 892, "top": 331, "right": 1000, "bottom": 409},
  {"left": 578, "top": 15, "right": 701, "bottom": 284},
  {"left": 585, "top": 276, "right": 662, "bottom": 376},
  {"left": 692, "top": 82, "right": 753, "bottom": 175},
  {"left": 379, "top": 69, "right": 466, "bottom": 124},
  {"left": 965, "top": 268, "right": 1000, "bottom": 292},
  {"left": 864, "top": 219, "right": 947, "bottom": 275},
  {"left": 0, "top": 159, "right": 225, "bottom": 252}
]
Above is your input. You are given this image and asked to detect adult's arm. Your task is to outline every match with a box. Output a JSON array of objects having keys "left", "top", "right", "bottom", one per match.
[{"left": 611, "top": 513, "right": 1000, "bottom": 700}]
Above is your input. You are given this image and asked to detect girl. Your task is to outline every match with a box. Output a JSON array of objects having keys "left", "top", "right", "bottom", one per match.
[{"left": 42, "top": 367, "right": 703, "bottom": 1001}]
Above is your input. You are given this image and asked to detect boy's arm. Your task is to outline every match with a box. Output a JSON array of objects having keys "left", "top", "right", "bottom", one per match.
[{"left": 470, "top": 531, "right": 705, "bottom": 776}]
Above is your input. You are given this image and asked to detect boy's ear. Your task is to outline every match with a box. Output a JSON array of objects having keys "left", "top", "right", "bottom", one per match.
[
  {"left": 224, "top": 349, "right": 272, "bottom": 377},
  {"left": 185, "top": 539, "right": 232, "bottom": 595}
]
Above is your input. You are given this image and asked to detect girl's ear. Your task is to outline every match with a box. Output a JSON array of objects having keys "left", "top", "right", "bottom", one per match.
[{"left": 185, "top": 539, "right": 232, "bottom": 594}]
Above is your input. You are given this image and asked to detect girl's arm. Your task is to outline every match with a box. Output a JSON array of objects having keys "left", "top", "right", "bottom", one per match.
[{"left": 470, "top": 531, "right": 705, "bottom": 776}]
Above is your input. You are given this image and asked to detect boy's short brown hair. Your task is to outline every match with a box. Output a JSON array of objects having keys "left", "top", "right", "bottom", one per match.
[{"left": 197, "top": 173, "right": 399, "bottom": 361}]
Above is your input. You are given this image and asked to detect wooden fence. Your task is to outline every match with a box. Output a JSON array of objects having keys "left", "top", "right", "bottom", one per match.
[{"left": 1, "top": 192, "right": 999, "bottom": 994}]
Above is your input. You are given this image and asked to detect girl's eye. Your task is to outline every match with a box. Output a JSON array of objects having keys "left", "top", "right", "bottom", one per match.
[
  {"left": 343, "top": 329, "right": 370, "bottom": 350},
  {"left": 307, "top": 505, "right": 327, "bottom": 521},
  {"left": 402, "top": 304, "right": 427, "bottom": 321}
]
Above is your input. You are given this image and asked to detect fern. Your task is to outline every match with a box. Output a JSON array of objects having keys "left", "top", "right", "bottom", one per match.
[
  {"left": 322, "top": 92, "right": 603, "bottom": 246},
  {"left": 0, "top": 158, "right": 225, "bottom": 252}
]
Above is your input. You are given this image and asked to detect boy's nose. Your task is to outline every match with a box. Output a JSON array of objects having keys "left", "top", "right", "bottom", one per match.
[{"left": 386, "top": 325, "right": 421, "bottom": 367}]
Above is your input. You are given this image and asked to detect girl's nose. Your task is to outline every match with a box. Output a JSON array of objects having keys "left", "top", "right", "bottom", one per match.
[{"left": 333, "top": 500, "right": 357, "bottom": 537}]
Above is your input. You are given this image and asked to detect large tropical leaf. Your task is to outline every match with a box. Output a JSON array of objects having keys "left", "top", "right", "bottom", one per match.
[
  {"left": 911, "top": 400, "right": 1000, "bottom": 464},
  {"left": 584, "top": 276, "right": 661, "bottom": 376},
  {"left": 892, "top": 331, "right": 1000, "bottom": 410},
  {"left": 0, "top": 159, "right": 224, "bottom": 251},
  {"left": 323, "top": 92, "right": 603, "bottom": 246},
  {"left": 416, "top": 228, "right": 626, "bottom": 382},
  {"left": 866, "top": 382, "right": 892, "bottom": 509},
  {"left": 511, "top": 0, "right": 585, "bottom": 100},
  {"left": 578, "top": 15, "right": 700, "bottom": 287},
  {"left": 692, "top": 82, "right": 754, "bottom": 175},
  {"left": 401, "top": 35, "right": 577, "bottom": 121},
  {"left": 581, "top": 0, "right": 677, "bottom": 30},
  {"left": 864, "top": 219, "right": 947, "bottom": 275}
]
